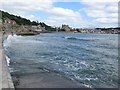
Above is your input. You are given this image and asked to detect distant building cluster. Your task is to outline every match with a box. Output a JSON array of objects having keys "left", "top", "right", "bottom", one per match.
[
  {"left": 95, "top": 28, "right": 120, "bottom": 34},
  {"left": 55, "top": 24, "right": 120, "bottom": 34}
]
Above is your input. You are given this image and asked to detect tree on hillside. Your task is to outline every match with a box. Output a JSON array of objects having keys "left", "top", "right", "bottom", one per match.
[{"left": 0, "top": 10, "right": 56, "bottom": 31}]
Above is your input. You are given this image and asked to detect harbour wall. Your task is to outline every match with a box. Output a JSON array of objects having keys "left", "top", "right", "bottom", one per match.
[{"left": 0, "top": 32, "right": 14, "bottom": 89}]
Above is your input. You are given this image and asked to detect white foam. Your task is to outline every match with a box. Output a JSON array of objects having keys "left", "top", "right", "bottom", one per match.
[
  {"left": 80, "top": 61, "right": 88, "bottom": 67},
  {"left": 65, "top": 36, "right": 77, "bottom": 40},
  {"left": 7, "top": 34, "right": 16, "bottom": 41},
  {"left": 9, "top": 68, "right": 14, "bottom": 73},
  {"left": 86, "top": 77, "right": 98, "bottom": 81},
  {"left": 83, "top": 84, "right": 92, "bottom": 88},
  {"left": 4, "top": 34, "right": 43, "bottom": 48},
  {"left": 75, "top": 75, "right": 98, "bottom": 81},
  {"left": 5, "top": 55, "right": 17, "bottom": 73},
  {"left": 5, "top": 55, "right": 10, "bottom": 66},
  {"left": 3, "top": 34, "right": 19, "bottom": 47}
]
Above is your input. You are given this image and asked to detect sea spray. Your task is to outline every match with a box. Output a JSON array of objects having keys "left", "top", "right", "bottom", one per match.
[{"left": 3, "top": 34, "right": 17, "bottom": 47}]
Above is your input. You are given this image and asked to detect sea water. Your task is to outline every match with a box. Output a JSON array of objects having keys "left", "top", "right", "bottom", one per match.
[{"left": 3, "top": 32, "right": 118, "bottom": 88}]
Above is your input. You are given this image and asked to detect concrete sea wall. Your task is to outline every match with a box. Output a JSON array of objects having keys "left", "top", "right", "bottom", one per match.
[{"left": 0, "top": 32, "right": 14, "bottom": 89}]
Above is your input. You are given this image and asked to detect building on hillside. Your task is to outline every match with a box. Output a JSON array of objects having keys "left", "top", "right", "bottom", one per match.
[
  {"left": 3, "top": 18, "right": 16, "bottom": 30},
  {"left": 4, "top": 18, "right": 16, "bottom": 25},
  {"left": 62, "top": 24, "right": 71, "bottom": 32},
  {"left": 79, "top": 28, "right": 95, "bottom": 33},
  {"left": 10, "top": 20, "right": 16, "bottom": 25}
]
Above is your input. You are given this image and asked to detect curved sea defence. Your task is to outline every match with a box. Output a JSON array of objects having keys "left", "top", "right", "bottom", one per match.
[{"left": 0, "top": 32, "right": 14, "bottom": 89}]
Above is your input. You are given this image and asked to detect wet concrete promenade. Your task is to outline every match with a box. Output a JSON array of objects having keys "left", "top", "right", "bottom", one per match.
[{"left": 0, "top": 32, "right": 14, "bottom": 89}]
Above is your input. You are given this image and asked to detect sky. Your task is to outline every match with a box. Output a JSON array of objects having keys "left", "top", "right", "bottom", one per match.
[{"left": 0, "top": 0, "right": 119, "bottom": 28}]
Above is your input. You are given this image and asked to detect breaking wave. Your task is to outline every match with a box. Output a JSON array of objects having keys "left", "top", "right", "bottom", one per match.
[{"left": 65, "top": 36, "right": 98, "bottom": 41}]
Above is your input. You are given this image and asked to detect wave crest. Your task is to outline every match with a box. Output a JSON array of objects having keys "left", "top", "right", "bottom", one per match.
[{"left": 65, "top": 36, "right": 98, "bottom": 41}]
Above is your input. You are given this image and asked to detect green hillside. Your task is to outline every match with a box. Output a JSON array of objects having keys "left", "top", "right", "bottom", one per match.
[{"left": 0, "top": 10, "right": 56, "bottom": 31}]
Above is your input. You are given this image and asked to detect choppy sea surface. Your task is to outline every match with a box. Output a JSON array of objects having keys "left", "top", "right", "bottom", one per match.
[{"left": 4, "top": 32, "right": 118, "bottom": 88}]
